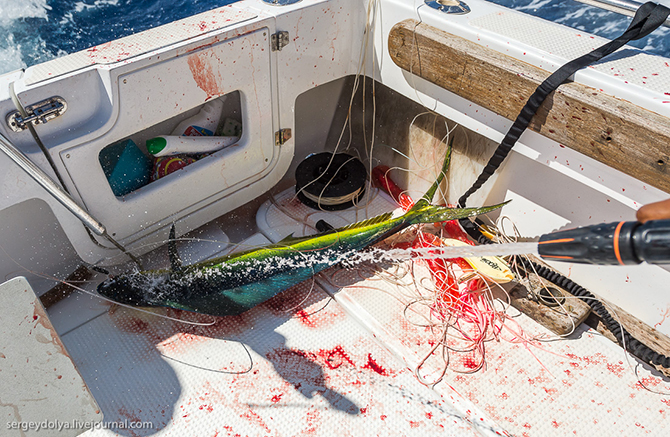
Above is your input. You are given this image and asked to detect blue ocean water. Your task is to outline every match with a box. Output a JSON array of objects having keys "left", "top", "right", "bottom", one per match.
[
  {"left": 488, "top": 0, "right": 670, "bottom": 56},
  {"left": 0, "top": 0, "right": 669, "bottom": 76},
  {"left": 0, "top": 0, "right": 236, "bottom": 75}
]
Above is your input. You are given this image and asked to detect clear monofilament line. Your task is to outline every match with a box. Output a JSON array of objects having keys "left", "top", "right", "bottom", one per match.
[
  {"left": 340, "top": 242, "right": 539, "bottom": 267},
  {"left": 393, "top": 242, "right": 539, "bottom": 261}
]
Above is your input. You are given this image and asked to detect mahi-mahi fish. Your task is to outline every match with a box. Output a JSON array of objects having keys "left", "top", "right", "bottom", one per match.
[{"left": 97, "top": 147, "right": 506, "bottom": 317}]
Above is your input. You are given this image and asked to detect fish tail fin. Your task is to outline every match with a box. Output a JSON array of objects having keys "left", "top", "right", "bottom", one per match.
[
  {"left": 417, "top": 135, "right": 454, "bottom": 206},
  {"left": 406, "top": 137, "right": 509, "bottom": 224}
]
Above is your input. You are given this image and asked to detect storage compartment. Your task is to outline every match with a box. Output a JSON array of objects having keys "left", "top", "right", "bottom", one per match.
[
  {"left": 293, "top": 75, "right": 501, "bottom": 209},
  {"left": 43, "top": 26, "right": 278, "bottom": 252},
  {"left": 97, "top": 93, "right": 243, "bottom": 197}
]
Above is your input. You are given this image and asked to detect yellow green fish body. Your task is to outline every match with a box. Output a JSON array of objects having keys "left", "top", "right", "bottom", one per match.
[{"left": 97, "top": 147, "right": 505, "bottom": 316}]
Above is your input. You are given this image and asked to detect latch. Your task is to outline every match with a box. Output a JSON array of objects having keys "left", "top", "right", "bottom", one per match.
[
  {"left": 275, "top": 128, "right": 292, "bottom": 146},
  {"left": 271, "top": 31, "right": 289, "bottom": 52},
  {"left": 6, "top": 96, "right": 67, "bottom": 132}
]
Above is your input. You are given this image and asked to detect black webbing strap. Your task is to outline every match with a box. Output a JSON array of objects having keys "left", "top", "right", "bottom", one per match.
[{"left": 458, "top": 1, "right": 670, "bottom": 207}]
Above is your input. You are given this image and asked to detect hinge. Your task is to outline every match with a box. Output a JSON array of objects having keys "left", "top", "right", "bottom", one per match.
[
  {"left": 275, "top": 128, "right": 292, "bottom": 146},
  {"left": 271, "top": 31, "right": 289, "bottom": 52},
  {"left": 6, "top": 96, "right": 67, "bottom": 132}
]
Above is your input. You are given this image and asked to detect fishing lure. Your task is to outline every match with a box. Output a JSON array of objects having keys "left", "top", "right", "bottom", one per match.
[
  {"left": 372, "top": 162, "right": 513, "bottom": 307},
  {"left": 97, "top": 149, "right": 506, "bottom": 317}
]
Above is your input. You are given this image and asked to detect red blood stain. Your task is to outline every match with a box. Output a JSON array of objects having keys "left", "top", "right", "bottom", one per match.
[
  {"left": 462, "top": 356, "right": 479, "bottom": 369},
  {"left": 543, "top": 387, "right": 558, "bottom": 397},
  {"left": 581, "top": 353, "right": 606, "bottom": 366},
  {"left": 31, "top": 303, "right": 69, "bottom": 357},
  {"left": 117, "top": 407, "right": 142, "bottom": 437},
  {"left": 380, "top": 415, "right": 387, "bottom": 420},
  {"left": 263, "top": 287, "right": 305, "bottom": 312},
  {"left": 363, "top": 354, "right": 388, "bottom": 375},
  {"left": 360, "top": 407, "right": 368, "bottom": 414},
  {"left": 426, "top": 412, "right": 433, "bottom": 419},
  {"left": 187, "top": 53, "right": 223, "bottom": 99},
  {"left": 633, "top": 376, "right": 663, "bottom": 390},
  {"left": 293, "top": 306, "right": 342, "bottom": 329},
  {"left": 551, "top": 420, "right": 561, "bottom": 428},
  {"left": 223, "top": 425, "right": 242, "bottom": 437},
  {"left": 317, "top": 345, "right": 355, "bottom": 369},
  {"left": 271, "top": 394, "right": 283, "bottom": 403},
  {"left": 527, "top": 374, "right": 551, "bottom": 385},
  {"left": 241, "top": 409, "right": 271, "bottom": 434},
  {"left": 198, "top": 404, "right": 214, "bottom": 413},
  {"left": 297, "top": 309, "right": 315, "bottom": 327},
  {"left": 128, "top": 318, "right": 149, "bottom": 333},
  {"left": 606, "top": 362, "right": 625, "bottom": 378},
  {"left": 409, "top": 421, "right": 421, "bottom": 428},
  {"left": 303, "top": 408, "right": 320, "bottom": 435}
]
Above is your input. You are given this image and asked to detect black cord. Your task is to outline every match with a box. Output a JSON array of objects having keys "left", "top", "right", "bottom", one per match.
[
  {"left": 454, "top": 2, "right": 670, "bottom": 369},
  {"left": 515, "top": 256, "right": 670, "bottom": 368}
]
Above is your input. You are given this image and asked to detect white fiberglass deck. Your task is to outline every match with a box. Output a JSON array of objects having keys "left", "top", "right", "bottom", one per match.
[
  {"left": 50, "top": 207, "right": 503, "bottom": 437},
  {"left": 259, "top": 187, "right": 670, "bottom": 436},
  {"left": 44, "top": 186, "right": 670, "bottom": 436}
]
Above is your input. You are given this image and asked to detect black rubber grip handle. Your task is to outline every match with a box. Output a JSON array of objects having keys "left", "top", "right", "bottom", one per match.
[
  {"left": 632, "top": 219, "right": 670, "bottom": 264},
  {"left": 538, "top": 220, "right": 670, "bottom": 265},
  {"left": 538, "top": 221, "right": 640, "bottom": 265}
]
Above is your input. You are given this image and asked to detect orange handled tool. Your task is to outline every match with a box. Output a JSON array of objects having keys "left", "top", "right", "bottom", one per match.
[{"left": 538, "top": 220, "right": 670, "bottom": 265}]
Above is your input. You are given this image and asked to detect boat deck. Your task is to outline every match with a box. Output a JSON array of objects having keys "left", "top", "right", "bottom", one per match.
[{"left": 42, "top": 187, "right": 670, "bottom": 437}]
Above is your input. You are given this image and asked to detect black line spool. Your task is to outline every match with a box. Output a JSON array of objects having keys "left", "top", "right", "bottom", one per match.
[{"left": 295, "top": 152, "right": 367, "bottom": 211}]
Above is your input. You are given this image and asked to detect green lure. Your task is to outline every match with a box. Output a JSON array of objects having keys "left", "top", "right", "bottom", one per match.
[{"left": 97, "top": 146, "right": 506, "bottom": 317}]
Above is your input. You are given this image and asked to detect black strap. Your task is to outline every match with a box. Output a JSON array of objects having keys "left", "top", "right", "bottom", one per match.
[{"left": 458, "top": 2, "right": 670, "bottom": 207}]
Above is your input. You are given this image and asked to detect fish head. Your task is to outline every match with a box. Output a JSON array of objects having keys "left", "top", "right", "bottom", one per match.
[{"left": 97, "top": 273, "right": 157, "bottom": 306}]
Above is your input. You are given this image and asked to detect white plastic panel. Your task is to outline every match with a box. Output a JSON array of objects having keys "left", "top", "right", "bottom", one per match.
[
  {"left": 56, "top": 27, "right": 276, "bottom": 244},
  {"left": 469, "top": 9, "right": 670, "bottom": 116},
  {"left": 0, "top": 277, "right": 101, "bottom": 436}
]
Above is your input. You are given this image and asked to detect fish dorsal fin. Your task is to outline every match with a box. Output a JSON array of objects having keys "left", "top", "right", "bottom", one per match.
[
  {"left": 268, "top": 212, "right": 396, "bottom": 249},
  {"left": 277, "top": 233, "right": 302, "bottom": 245},
  {"left": 168, "top": 224, "right": 183, "bottom": 273},
  {"left": 338, "top": 211, "right": 395, "bottom": 231}
]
